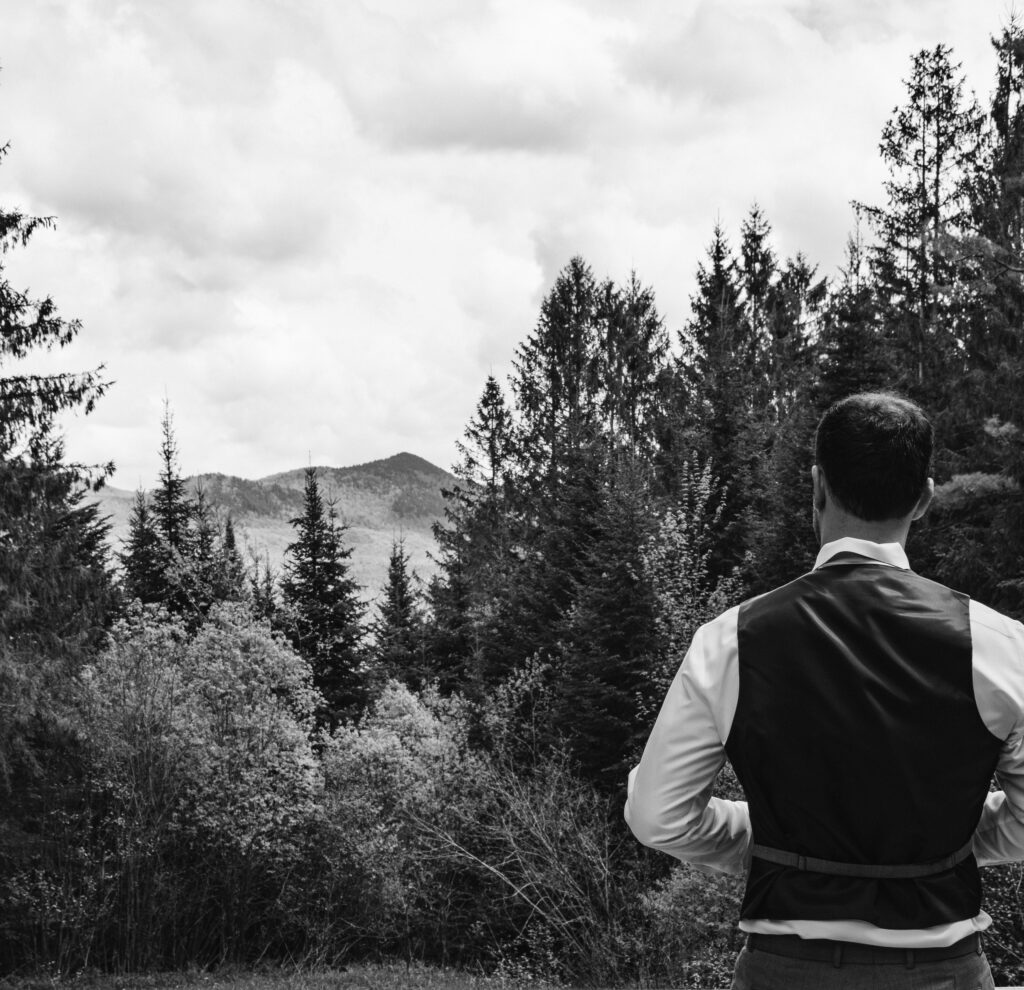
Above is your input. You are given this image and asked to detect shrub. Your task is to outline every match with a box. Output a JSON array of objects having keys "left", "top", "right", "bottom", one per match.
[
  {"left": 638, "top": 864, "right": 745, "bottom": 989},
  {"left": 316, "top": 682, "right": 487, "bottom": 965},
  {"left": 0, "top": 603, "right": 324, "bottom": 973}
]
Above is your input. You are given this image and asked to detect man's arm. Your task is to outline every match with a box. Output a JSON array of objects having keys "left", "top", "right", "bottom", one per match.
[
  {"left": 625, "top": 608, "right": 751, "bottom": 876},
  {"left": 974, "top": 722, "right": 1024, "bottom": 865},
  {"left": 970, "top": 602, "right": 1024, "bottom": 866}
]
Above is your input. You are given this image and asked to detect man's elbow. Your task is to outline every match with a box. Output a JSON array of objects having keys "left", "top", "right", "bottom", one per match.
[{"left": 625, "top": 799, "right": 699, "bottom": 851}]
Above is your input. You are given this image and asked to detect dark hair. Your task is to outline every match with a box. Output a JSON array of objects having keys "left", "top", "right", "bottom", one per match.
[{"left": 814, "top": 392, "right": 933, "bottom": 521}]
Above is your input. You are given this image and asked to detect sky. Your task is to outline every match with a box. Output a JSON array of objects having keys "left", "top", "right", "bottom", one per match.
[{"left": 0, "top": 0, "right": 1009, "bottom": 488}]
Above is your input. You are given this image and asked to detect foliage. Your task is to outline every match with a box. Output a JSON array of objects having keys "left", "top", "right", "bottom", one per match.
[
  {"left": 638, "top": 864, "right": 745, "bottom": 989},
  {"left": 15, "top": 17, "right": 1024, "bottom": 982},
  {"left": 856, "top": 44, "right": 988, "bottom": 401},
  {"left": 280, "top": 467, "right": 366, "bottom": 730},
  {"left": 120, "top": 409, "right": 246, "bottom": 622},
  {"left": 318, "top": 682, "right": 488, "bottom": 965},
  {"left": 0, "top": 140, "right": 116, "bottom": 898},
  {"left": 371, "top": 538, "right": 428, "bottom": 692},
  {"left": 640, "top": 459, "right": 743, "bottom": 704},
  {"left": 0, "top": 963, "right": 540, "bottom": 990},
  {"left": 0, "top": 142, "right": 109, "bottom": 464},
  {"left": 0, "top": 604, "right": 323, "bottom": 973}
]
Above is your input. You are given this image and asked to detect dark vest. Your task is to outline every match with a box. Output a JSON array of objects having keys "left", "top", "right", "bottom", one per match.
[{"left": 724, "top": 554, "right": 1003, "bottom": 929}]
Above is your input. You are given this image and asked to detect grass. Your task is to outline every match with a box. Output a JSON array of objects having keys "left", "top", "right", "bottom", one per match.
[{"left": 0, "top": 962, "right": 554, "bottom": 990}]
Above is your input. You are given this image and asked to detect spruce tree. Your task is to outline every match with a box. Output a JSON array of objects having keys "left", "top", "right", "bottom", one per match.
[
  {"left": 597, "top": 271, "right": 670, "bottom": 462},
  {"left": 511, "top": 255, "right": 603, "bottom": 492},
  {"left": 249, "top": 551, "right": 278, "bottom": 622},
  {"left": 281, "top": 467, "right": 365, "bottom": 729},
  {"left": 429, "top": 375, "right": 516, "bottom": 692},
  {"left": 152, "top": 404, "right": 193, "bottom": 563},
  {"left": 373, "top": 537, "right": 425, "bottom": 690},
  {"left": 857, "top": 44, "right": 986, "bottom": 398},
  {"left": 220, "top": 515, "right": 246, "bottom": 600},
  {"left": 188, "top": 483, "right": 243, "bottom": 617},
  {"left": 0, "top": 141, "right": 114, "bottom": 785},
  {"left": 121, "top": 489, "right": 164, "bottom": 604},
  {"left": 553, "top": 461, "right": 660, "bottom": 787},
  {"left": 676, "top": 223, "right": 759, "bottom": 577}
]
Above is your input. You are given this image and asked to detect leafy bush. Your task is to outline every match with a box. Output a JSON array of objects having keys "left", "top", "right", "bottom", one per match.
[
  {"left": 0, "top": 603, "right": 323, "bottom": 973},
  {"left": 638, "top": 865, "right": 744, "bottom": 989},
  {"left": 316, "top": 682, "right": 487, "bottom": 965},
  {"left": 640, "top": 460, "right": 743, "bottom": 707}
]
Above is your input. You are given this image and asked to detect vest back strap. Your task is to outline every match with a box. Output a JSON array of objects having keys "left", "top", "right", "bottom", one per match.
[{"left": 751, "top": 838, "right": 974, "bottom": 879}]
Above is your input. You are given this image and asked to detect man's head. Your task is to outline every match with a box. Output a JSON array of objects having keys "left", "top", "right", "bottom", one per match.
[{"left": 813, "top": 392, "right": 933, "bottom": 535}]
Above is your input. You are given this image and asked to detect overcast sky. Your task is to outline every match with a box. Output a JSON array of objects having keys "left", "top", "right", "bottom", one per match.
[{"left": 1, "top": 0, "right": 1006, "bottom": 488}]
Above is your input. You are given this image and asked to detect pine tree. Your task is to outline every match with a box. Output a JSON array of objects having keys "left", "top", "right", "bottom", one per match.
[
  {"left": 121, "top": 489, "right": 164, "bottom": 604},
  {"left": 187, "top": 483, "right": 246, "bottom": 617},
  {"left": 372, "top": 537, "right": 426, "bottom": 690},
  {"left": 249, "top": 551, "right": 278, "bottom": 622},
  {"left": 152, "top": 403, "right": 193, "bottom": 560},
  {"left": 429, "top": 375, "right": 517, "bottom": 693},
  {"left": 456, "top": 374, "right": 514, "bottom": 490},
  {"left": 511, "top": 256, "right": 603, "bottom": 493},
  {"left": 0, "top": 142, "right": 109, "bottom": 465},
  {"left": 220, "top": 515, "right": 246, "bottom": 599},
  {"left": 857, "top": 44, "right": 987, "bottom": 398},
  {"left": 817, "top": 230, "right": 898, "bottom": 407},
  {"left": 0, "top": 141, "right": 114, "bottom": 785},
  {"left": 281, "top": 467, "right": 365, "bottom": 729},
  {"left": 552, "top": 461, "right": 661, "bottom": 787},
  {"left": 597, "top": 271, "right": 670, "bottom": 462},
  {"left": 675, "top": 223, "right": 760, "bottom": 577},
  {"left": 121, "top": 412, "right": 250, "bottom": 621}
]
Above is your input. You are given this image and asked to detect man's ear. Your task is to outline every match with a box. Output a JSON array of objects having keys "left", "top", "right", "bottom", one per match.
[
  {"left": 911, "top": 478, "right": 934, "bottom": 521},
  {"left": 811, "top": 464, "right": 827, "bottom": 512}
]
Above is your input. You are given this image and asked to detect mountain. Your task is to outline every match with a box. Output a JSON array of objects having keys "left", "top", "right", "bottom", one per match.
[{"left": 91, "top": 452, "right": 458, "bottom": 602}]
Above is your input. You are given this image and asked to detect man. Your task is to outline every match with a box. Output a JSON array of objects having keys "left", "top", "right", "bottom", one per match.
[{"left": 626, "top": 393, "right": 1024, "bottom": 989}]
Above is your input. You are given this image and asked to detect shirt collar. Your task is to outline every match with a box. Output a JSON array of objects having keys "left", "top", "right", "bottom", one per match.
[{"left": 814, "top": 537, "right": 909, "bottom": 571}]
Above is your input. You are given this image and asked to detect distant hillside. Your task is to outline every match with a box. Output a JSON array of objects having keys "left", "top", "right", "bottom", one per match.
[
  {"left": 260, "top": 451, "right": 451, "bottom": 527},
  {"left": 91, "top": 452, "right": 458, "bottom": 601}
]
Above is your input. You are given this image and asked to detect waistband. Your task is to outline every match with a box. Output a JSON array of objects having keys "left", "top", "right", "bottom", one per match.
[{"left": 745, "top": 932, "right": 982, "bottom": 968}]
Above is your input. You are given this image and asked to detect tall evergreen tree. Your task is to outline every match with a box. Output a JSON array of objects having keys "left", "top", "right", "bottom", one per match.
[
  {"left": 185, "top": 485, "right": 245, "bottom": 617},
  {"left": 857, "top": 44, "right": 987, "bottom": 398},
  {"left": 281, "top": 467, "right": 365, "bottom": 729},
  {"left": 220, "top": 515, "right": 246, "bottom": 599},
  {"left": 152, "top": 404, "right": 193, "bottom": 560},
  {"left": 552, "top": 461, "right": 661, "bottom": 787},
  {"left": 0, "top": 141, "right": 114, "bottom": 786},
  {"left": 429, "top": 375, "right": 516, "bottom": 693},
  {"left": 511, "top": 256, "right": 603, "bottom": 493},
  {"left": 676, "top": 223, "right": 761, "bottom": 577},
  {"left": 596, "top": 271, "right": 670, "bottom": 462},
  {"left": 372, "top": 537, "right": 426, "bottom": 690},
  {"left": 817, "top": 230, "right": 898, "bottom": 407},
  {"left": 121, "top": 489, "right": 164, "bottom": 605},
  {"left": 249, "top": 551, "right": 278, "bottom": 623}
]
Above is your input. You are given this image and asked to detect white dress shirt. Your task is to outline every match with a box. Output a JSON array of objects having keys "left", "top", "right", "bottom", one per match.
[{"left": 625, "top": 537, "right": 1024, "bottom": 947}]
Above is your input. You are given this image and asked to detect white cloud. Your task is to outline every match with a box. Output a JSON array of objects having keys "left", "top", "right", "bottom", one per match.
[{"left": 0, "top": 0, "right": 1007, "bottom": 487}]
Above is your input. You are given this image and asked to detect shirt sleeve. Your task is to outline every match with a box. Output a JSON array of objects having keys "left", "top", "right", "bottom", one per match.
[
  {"left": 973, "top": 720, "right": 1024, "bottom": 865},
  {"left": 624, "top": 607, "right": 751, "bottom": 876},
  {"left": 969, "top": 602, "right": 1024, "bottom": 867}
]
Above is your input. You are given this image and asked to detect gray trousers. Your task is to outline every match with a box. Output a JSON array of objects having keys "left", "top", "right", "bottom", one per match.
[{"left": 731, "top": 945, "right": 996, "bottom": 989}]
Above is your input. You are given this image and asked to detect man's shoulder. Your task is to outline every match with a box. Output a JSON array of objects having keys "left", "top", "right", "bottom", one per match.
[
  {"left": 969, "top": 598, "right": 1024, "bottom": 644},
  {"left": 734, "top": 568, "right": 819, "bottom": 618},
  {"left": 968, "top": 599, "right": 1024, "bottom": 741}
]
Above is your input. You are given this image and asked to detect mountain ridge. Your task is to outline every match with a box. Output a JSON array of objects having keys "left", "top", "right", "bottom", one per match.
[{"left": 90, "top": 452, "right": 458, "bottom": 600}]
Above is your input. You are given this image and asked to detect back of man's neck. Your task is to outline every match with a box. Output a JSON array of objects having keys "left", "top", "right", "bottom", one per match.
[{"left": 818, "top": 516, "right": 910, "bottom": 549}]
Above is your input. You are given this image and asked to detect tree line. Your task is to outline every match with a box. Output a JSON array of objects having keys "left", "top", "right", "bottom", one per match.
[{"left": 3, "top": 23, "right": 1024, "bottom": 987}]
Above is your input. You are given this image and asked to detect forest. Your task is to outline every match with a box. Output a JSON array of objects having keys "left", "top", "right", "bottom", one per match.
[{"left": 4, "top": 21, "right": 1024, "bottom": 990}]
